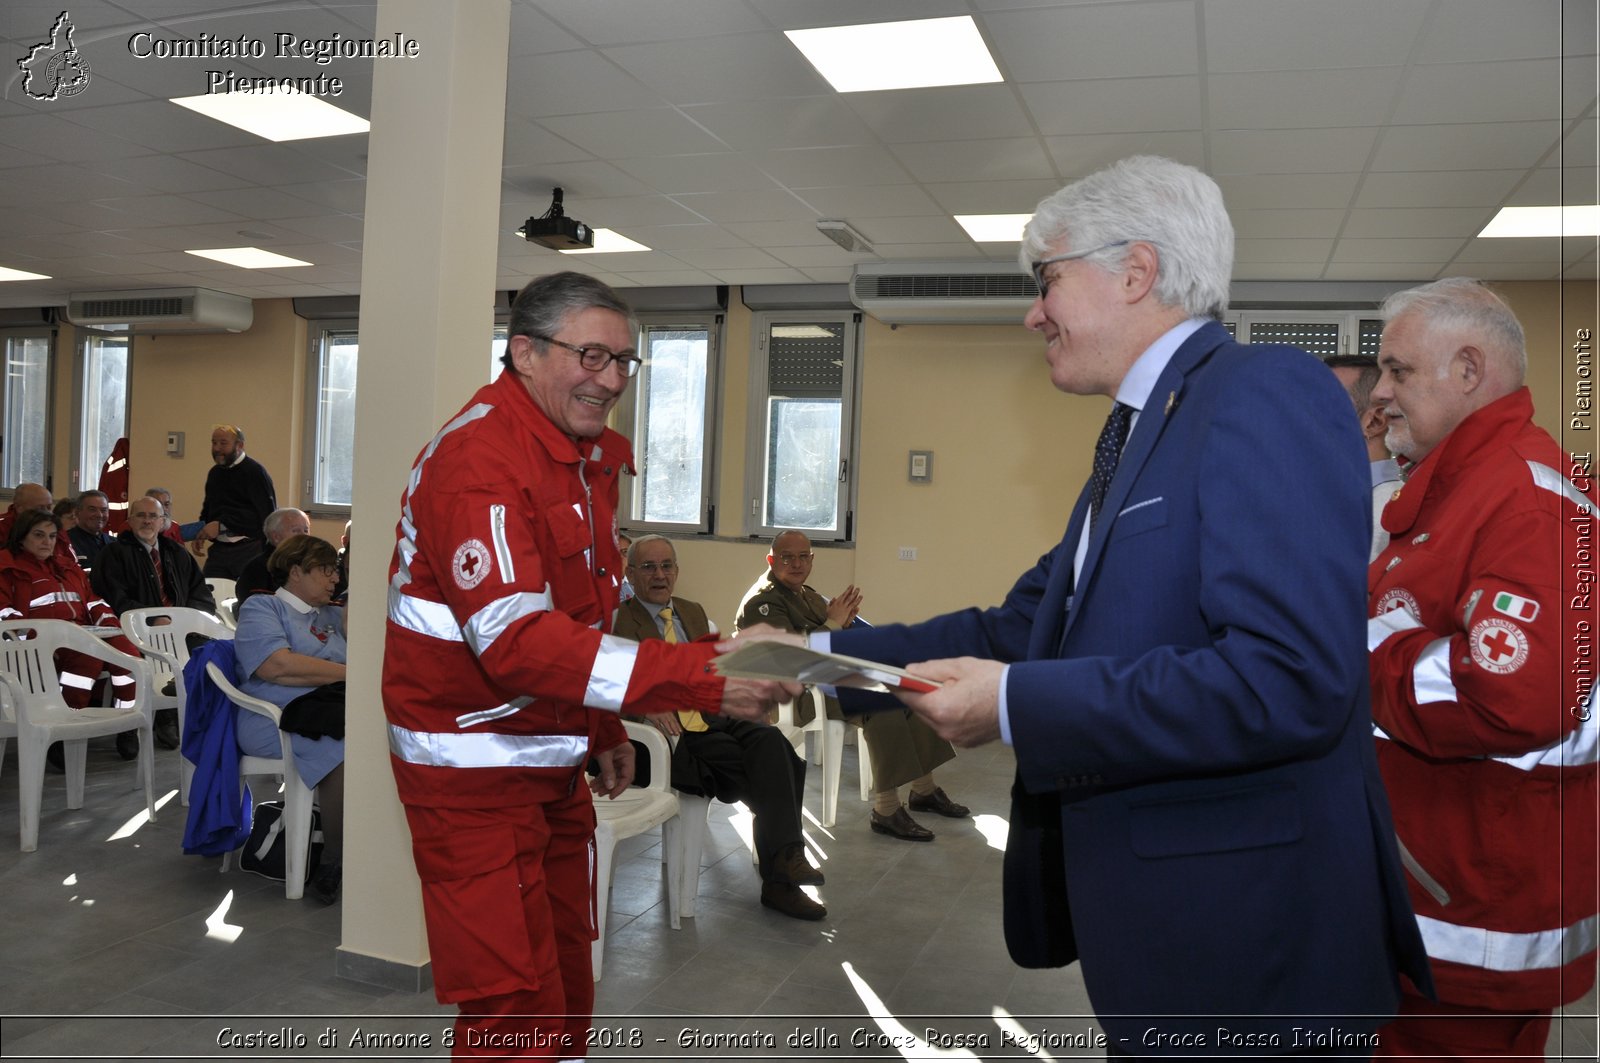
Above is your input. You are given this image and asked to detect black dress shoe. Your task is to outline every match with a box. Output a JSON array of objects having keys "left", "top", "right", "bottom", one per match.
[
  {"left": 115, "top": 730, "right": 139, "bottom": 760},
  {"left": 761, "top": 882, "right": 826, "bottom": 921},
  {"left": 154, "top": 709, "right": 180, "bottom": 750},
  {"left": 870, "top": 807, "right": 934, "bottom": 842},
  {"left": 774, "top": 843, "right": 824, "bottom": 886},
  {"left": 310, "top": 861, "right": 342, "bottom": 905},
  {"left": 46, "top": 742, "right": 65, "bottom": 774},
  {"left": 908, "top": 787, "right": 970, "bottom": 818}
]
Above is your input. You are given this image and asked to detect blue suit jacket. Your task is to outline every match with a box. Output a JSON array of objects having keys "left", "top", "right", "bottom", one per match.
[{"left": 834, "top": 322, "right": 1431, "bottom": 1049}]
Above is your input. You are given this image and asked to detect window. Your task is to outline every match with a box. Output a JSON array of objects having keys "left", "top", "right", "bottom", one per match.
[
  {"left": 744, "top": 312, "right": 860, "bottom": 541},
  {"left": 614, "top": 317, "right": 720, "bottom": 534},
  {"left": 1235, "top": 311, "right": 1384, "bottom": 358},
  {"left": 78, "top": 331, "right": 129, "bottom": 491},
  {"left": 2, "top": 331, "right": 52, "bottom": 488},
  {"left": 306, "top": 325, "right": 359, "bottom": 509}
]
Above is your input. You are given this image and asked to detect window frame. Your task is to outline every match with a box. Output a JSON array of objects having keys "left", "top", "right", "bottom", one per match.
[
  {"left": 300, "top": 320, "right": 359, "bottom": 519},
  {"left": 2, "top": 328, "right": 56, "bottom": 494},
  {"left": 1235, "top": 310, "right": 1384, "bottom": 359},
  {"left": 72, "top": 329, "right": 130, "bottom": 497},
  {"left": 612, "top": 312, "right": 723, "bottom": 536},
  {"left": 742, "top": 309, "right": 862, "bottom": 544}
]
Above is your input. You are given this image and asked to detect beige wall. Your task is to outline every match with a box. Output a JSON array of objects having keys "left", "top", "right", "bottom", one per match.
[{"left": 23, "top": 279, "right": 1597, "bottom": 623}]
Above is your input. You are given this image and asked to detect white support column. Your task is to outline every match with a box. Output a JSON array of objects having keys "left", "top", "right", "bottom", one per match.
[{"left": 337, "top": 0, "right": 510, "bottom": 989}]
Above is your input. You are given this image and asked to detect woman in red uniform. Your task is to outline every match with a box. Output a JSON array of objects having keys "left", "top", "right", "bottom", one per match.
[{"left": 0, "top": 509, "right": 139, "bottom": 710}]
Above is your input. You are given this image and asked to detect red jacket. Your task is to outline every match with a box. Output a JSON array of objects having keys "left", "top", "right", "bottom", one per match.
[
  {"left": 1368, "top": 387, "right": 1598, "bottom": 1010},
  {"left": 0, "top": 508, "right": 83, "bottom": 571},
  {"left": 382, "top": 371, "right": 728, "bottom": 810},
  {"left": 0, "top": 547, "right": 115, "bottom": 627}
]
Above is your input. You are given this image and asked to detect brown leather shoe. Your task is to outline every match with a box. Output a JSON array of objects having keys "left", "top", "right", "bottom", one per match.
[
  {"left": 870, "top": 807, "right": 934, "bottom": 842},
  {"left": 908, "top": 787, "right": 970, "bottom": 818},
  {"left": 761, "top": 882, "right": 826, "bottom": 921},
  {"left": 774, "top": 843, "right": 824, "bottom": 886}
]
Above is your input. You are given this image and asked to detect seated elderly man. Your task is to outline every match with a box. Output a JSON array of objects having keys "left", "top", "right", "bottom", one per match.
[
  {"left": 234, "top": 507, "right": 311, "bottom": 603},
  {"left": 91, "top": 495, "right": 216, "bottom": 747},
  {"left": 614, "top": 534, "right": 824, "bottom": 921},
  {"left": 67, "top": 490, "right": 114, "bottom": 570},
  {"left": 737, "top": 530, "right": 968, "bottom": 842}
]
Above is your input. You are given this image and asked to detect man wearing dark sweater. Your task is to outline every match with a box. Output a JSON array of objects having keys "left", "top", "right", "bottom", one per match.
[{"left": 191, "top": 424, "right": 276, "bottom": 580}]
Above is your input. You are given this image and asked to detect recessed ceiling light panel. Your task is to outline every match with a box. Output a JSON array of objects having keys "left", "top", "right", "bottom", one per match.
[
  {"left": 559, "top": 229, "right": 652, "bottom": 255},
  {"left": 0, "top": 266, "right": 52, "bottom": 282},
  {"left": 171, "top": 93, "right": 369, "bottom": 142},
  {"left": 1479, "top": 205, "right": 1600, "bottom": 238},
  {"left": 185, "top": 247, "right": 312, "bottom": 269},
  {"left": 786, "top": 15, "right": 1002, "bottom": 93},
  {"left": 955, "top": 214, "right": 1033, "bottom": 242}
]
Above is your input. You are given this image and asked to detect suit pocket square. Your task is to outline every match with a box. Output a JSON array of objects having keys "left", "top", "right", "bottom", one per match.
[{"left": 1109, "top": 496, "right": 1167, "bottom": 540}]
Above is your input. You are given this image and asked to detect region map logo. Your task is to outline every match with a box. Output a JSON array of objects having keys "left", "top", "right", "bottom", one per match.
[{"left": 18, "top": 11, "right": 93, "bottom": 101}]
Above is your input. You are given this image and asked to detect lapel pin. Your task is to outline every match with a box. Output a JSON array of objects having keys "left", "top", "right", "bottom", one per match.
[{"left": 1164, "top": 390, "right": 1178, "bottom": 416}]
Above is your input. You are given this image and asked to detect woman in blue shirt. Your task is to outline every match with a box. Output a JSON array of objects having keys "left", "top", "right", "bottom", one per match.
[{"left": 234, "top": 534, "right": 346, "bottom": 903}]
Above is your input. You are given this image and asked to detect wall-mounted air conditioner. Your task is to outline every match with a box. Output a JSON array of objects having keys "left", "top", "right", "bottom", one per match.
[
  {"left": 850, "top": 261, "right": 1036, "bottom": 325},
  {"left": 66, "top": 287, "right": 253, "bottom": 334}
]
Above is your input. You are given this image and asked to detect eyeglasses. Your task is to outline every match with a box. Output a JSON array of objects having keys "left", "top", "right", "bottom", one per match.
[
  {"left": 631, "top": 561, "right": 676, "bottom": 574},
  {"left": 1030, "top": 240, "right": 1141, "bottom": 296},
  {"left": 774, "top": 552, "right": 814, "bottom": 566},
  {"left": 533, "top": 335, "right": 642, "bottom": 378}
]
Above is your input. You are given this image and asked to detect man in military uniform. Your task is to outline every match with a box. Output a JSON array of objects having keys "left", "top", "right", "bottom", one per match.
[{"left": 736, "top": 530, "right": 968, "bottom": 841}]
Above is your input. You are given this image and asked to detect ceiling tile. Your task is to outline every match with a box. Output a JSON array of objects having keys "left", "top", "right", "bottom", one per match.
[
  {"left": 1204, "top": 0, "right": 1430, "bottom": 72},
  {"left": 1451, "top": 236, "right": 1592, "bottom": 263},
  {"left": 705, "top": 265, "right": 813, "bottom": 284},
  {"left": 619, "top": 224, "right": 750, "bottom": 250},
  {"left": 720, "top": 220, "right": 832, "bottom": 246},
  {"left": 1211, "top": 127, "right": 1380, "bottom": 175},
  {"left": 1414, "top": 0, "right": 1577, "bottom": 62},
  {"left": 1230, "top": 209, "right": 1346, "bottom": 239},
  {"left": 680, "top": 97, "right": 877, "bottom": 152},
  {"left": 667, "top": 188, "right": 816, "bottom": 224},
  {"left": 538, "top": 109, "right": 726, "bottom": 157},
  {"left": 1342, "top": 207, "right": 1498, "bottom": 240},
  {"left": 602, "top": 33, "right": 827, "bottom": 104},
  {"left": 748, "top": 0, "right": 969, "bottom": 29},
  {"left": 504, "top": 49, "right": 661, "bottom": 118},
  {"left": 1019, "top": 77, "right": 1201, "bottom": 137},
  {"left": 924, "top": 179, "right": 1065, "bottom": 214},
  {"left": 1215, "top": 172, "right": 1360, "bottom": 210},
  {"left": 1354, "top": 170, "right": 1525, "bottom": 209},
  {"left": 500, "top": 159, "right": 655, "bottom": 201},
  {"left": 534, "top": 0, "right": 769, "bottom": 46},
  {"left": 757, "top": 145, "right": 912, "bottom": 188},
  {"left": 1209, "top": 68, "right": 1404, "bottom": 130},
  {"left": 612, "top": 153, "right": 782, "bottom": 195},
  {"left": 1233, "top": 238, "right": 1334, "bottom": 263},
  {"left": 1044, "top": 131, "right": 1204, "bottom": 177},
  {"left": 1511, "top": 167, "right": 1599, "bottom": 206},
  {"left": 793, "top": 184, "right": 942, "bottom": 218},
  {"left": 890, "top": 138, "right": 1051, "bottom": 184},
  {"left": 508, "top": 2, "right": 587, "bottom": 55},
  {"left": 846, "top": 84, "right": 1036, "bottom": 142},
  {"left": 1331, "top": 238, "right": 1465, "bottom": 263},
  {"left": 1321, "top": 263, "right": 1442, "bottom": 282},
  {"left": 671, "top": 247, "right": 786, "bottom": 270},
  {"left": 1371, "top": 121, "right": 1562, "bottom": 172},
  {"left": 1394, "top": 60, "right": 1567, "bottom": 125},
  {"left": 983, "top": 1, "right": 1199, "bottom": 82}
]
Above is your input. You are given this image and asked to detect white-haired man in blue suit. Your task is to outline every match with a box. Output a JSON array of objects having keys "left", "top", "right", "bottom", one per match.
[{"left": 765, "top": 156, "right": 1434, "bottom": 1056}]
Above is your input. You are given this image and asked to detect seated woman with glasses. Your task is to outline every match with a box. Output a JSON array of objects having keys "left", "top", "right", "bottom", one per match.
[
  {"left": 0, "top": 508, "right": 141, "bottom": 713},
  {"left": 234, "top": 533, "right": 347, "bottom": 903}
]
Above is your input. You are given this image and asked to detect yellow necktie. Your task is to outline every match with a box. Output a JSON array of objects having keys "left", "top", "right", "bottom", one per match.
[{"left": 662, "top": 605, "right": 707, "bottom": 732}]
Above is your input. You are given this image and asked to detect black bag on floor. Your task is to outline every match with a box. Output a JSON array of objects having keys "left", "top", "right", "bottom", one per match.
[{"left": 238, "top": 800, "right": 323, "bottom": 883}]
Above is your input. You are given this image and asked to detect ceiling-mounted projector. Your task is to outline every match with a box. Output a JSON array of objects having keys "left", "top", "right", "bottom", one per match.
[{"left": 519, "top": 187, "right": 593, "bottom": 250}]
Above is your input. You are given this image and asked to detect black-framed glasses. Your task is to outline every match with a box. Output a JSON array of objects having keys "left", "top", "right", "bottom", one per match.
[
  {"left": 533, "top": 335, "right": 643, "bottom": 378},
  {"left": 775, "top": 552, "right": 814, "bottom": 566},
  {"left": 1030, "top": 240, "right": 1141, "bottom": 296},
  {"left": 631, "top": 560, "right": 676, "bottom": 574}
]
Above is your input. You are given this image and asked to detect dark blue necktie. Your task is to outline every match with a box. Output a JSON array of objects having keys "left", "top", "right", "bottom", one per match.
[{"left": 1089, "top": 401, "right": 1134, "bottom": 531}]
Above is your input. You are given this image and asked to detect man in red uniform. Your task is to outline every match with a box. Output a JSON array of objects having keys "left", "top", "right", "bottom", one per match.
[
  {"left": 383, "top": 272, "right": 792, "bottom": 1060},
  {"left": 1366, "top": 277, "right": 1598, "bottom": 1058}
]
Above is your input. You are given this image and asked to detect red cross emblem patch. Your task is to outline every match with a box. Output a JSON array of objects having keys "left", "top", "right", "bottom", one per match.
[
  {"left": 1469, "top": 617, "right": 1529, "bottom": 675},
  {"left": 452, "top": 538, "right": 491, "bottom": 590}
]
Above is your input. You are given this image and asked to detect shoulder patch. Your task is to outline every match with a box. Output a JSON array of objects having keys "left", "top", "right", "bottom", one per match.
[
  {"left": 1375, "top": 587, "right": 1420, "bottom": 621},
  {"left": 1469, "top": 617, "right": 1530, "bottom": 675},
  {"left": 1490, "top": 590, "right": 1540, "bottom": 623},
  {"left": 452, "top": 538, "right": 492, "bottom": 590},
  {"left": 758, "top": 603, "right": 769, "bottom": 616}
]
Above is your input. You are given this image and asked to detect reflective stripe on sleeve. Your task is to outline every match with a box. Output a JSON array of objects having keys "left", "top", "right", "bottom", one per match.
[
  {"left": 1489, "top": 717, "right": 1600, "bottom": 771},
  {"left": 455, "top": 697, "right": 533, "bottom": 729},
  {"left": 1367, "top": 607, "right": 1422, "bottom": 651},
  {"left": 387, "top": 585, "right": 464, "bottom": 643},
  {"left": 490, "top": 504, "right": 515, "bottom": 584},
  {"left": 1527, "top": 460, "right": 1592, "bottom": 510},
  {"left": 29, "top": 591, "right": 81, "bottom": 610},
  {"left": 387, "top": 725, "right": 587, "bottom": 769},
  {"left": 583, "top": 633, "right": 639, "bottom": 712},
  {"left": 1410, "top": 636, "right": 1458, "bottom": 705},
  {"left": 1416, "top": 912, "right": 1599, "bottom": 973},
  {"left": 463, "top": 589, "right": 552, "bottom": 656}
]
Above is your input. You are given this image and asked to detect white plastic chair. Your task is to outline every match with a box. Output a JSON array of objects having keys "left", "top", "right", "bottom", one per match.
[
  {"left": 592, "top": 720, "right": 684, "bottom": 980},
  {"left": 119, "top": 607, "right": 234, "bottom": 804},
  {"left": 204, "top": 661, "right": 317, "bottom": 901},
  {"left": 0, "top": 619, "right": 156, "bottom": 851},
  {"left": 774, "top": 686, "right": 844, "bottom": 827},
  {"left": 205, "top": 579, "right": 239, "bottom": 630}
]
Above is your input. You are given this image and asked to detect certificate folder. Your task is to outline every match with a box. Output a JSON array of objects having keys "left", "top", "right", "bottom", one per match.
[{"left": 711, "top": 640, "right": 941, "bottom": 694}]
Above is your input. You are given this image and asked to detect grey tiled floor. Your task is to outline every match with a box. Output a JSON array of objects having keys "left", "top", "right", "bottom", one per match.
[{"left": 0, "top": 734, "right": 1593, "bottom": 1060}]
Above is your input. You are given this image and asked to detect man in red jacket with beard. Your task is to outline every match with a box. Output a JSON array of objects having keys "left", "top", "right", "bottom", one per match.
[
  {"left": 383, "top": 272, "right": 793, "bottom": 1060},
  {"left": 1367, "top": 277, "right": 1598, "bottom": 1059}
]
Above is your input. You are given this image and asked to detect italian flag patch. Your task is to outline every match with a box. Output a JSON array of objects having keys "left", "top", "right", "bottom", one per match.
[{"left": 1492, "top": 591, "right": 1539, "bottom": 622}]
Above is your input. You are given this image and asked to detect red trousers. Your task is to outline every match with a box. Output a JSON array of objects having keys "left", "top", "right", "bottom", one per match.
[
  {"left": 1376, "top": 988, "right": 1552, "bottom": 1061},
  {"left": 55, "top": 635, "right": 138, "bottom": 710},
  {"left": 404, "top": 787, "right": 597, "bottom": 1062}
]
